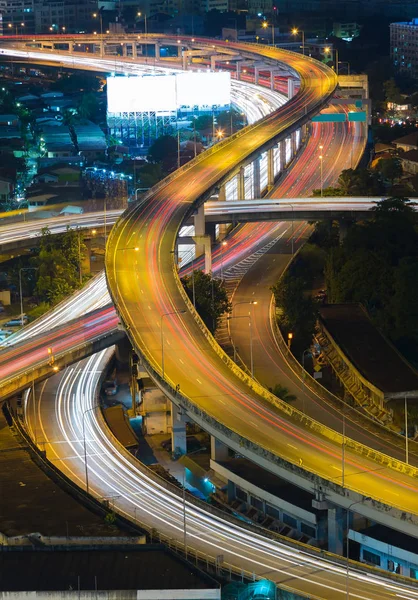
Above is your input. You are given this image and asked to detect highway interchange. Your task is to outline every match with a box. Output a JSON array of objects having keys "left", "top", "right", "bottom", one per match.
[{"left": 1, "top": 36, "right": 418, "bottom": 598}]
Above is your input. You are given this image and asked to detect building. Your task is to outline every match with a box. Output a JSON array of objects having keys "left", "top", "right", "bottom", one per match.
[
  {"left": 393, "top": 131, "right": 418, "bottom": 152},
  {"left": 400, "top": 149, "right": 418, "bottom": 174},
  {"left": 0, "top": 174, "right": 14, "bottom": 203},
  {"left": 0, "top": 0, "right": 36, "bottom": 35},
  {"left": 349, "top": 524, "right": 418, "bottom": 579},
  {"left": 33, "top": 0, "right": 97, "bottom": 33},
  {"left": 390, "top": 18, "right": 418, "bottom": 79}
]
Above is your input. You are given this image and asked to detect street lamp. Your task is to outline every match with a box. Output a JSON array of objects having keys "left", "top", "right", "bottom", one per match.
[
  {"left": 19, "top": 267, "right": 38, "bottom": 326},
  {"left": 287, "top": 332, "right": 293, "bottom": 350},
  {"left": 291, "top": 27, "right": 305, "bottom": 55},
  {"left": 227, "top": 314, "right": 254, "bottom": 377},
  {"left": 137, "top": 12, "right": 147, "bottom": 34},
  {"left": 319, "top": 144, "right": 324, "bottom": 197},
  {"left": 261, "top": 20, "right": 274, "bottom": 46},
  {"left": 135, "top": 187, "right": 149, "bottom": 201},
  {"left": 216, "top": 129, "right": 224, "bottom": 141},
  {"left": 160, "top": 310, "right": 186, "bottom": 380},
  {"left": 301, "top": 348, "right": 311, "bottom": 412},
  {"left": 93, "top": 12, "right": 103, "bottom": 56},
  {"left": 82, "top": 404, "right": 101, "bottom": 495},
  {"left": 346, "top": 497, "right": 372, "bottom": 599},
  {"left": 220, "top": 240, "right": 227, "bottom": 279}
]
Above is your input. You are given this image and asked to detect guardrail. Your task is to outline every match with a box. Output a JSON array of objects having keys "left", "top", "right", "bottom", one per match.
[{"left": 13, "top": 347, "right": 415, "bottom": 597}]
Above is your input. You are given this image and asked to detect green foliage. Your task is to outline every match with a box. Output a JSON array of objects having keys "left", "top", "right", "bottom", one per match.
[
  {"left": 270, "top": 384, "right": 297, "bottom": 403},
  {"left": 51, "top": 72, "right": 101, "bottom": 94},
  {"left": 137, "top": 162, "right": 164, "bottom": 189},
  {"left": 313, "top": 168, "right": 384, "bottom": 197},
  {"left": 215, "top": 109, "right": 245, "bottom": 133},
  {"left": 27, "top": 302, "right": 50, "bottom": 320},
  {"left": 383, "top": 78, "right": 403, "bottom": 104},
  {"left": 194, "top": 114, "right": 213, "bottom": 132},
  {"left": 32, "top": 226, "right": 86, "bottom": 305},
  {"left": 181, "top": 270, "right": 231, "bottom": 334},
  {"left": 271, "top": 272, "right": 318, "bottom": 353},
  {"left": 77, "top": 93, "right": 99, "bottom": 121},
  {"left": 104, "top": 511, "right": 117, "bottom": 526},
  {"left": 147, "top": 135, "right": 178, "bottom": 172},
  {"left": 324, "top": 197, "right": 418, "bottom": 357},
  {"left": 375, "top": 157, "right": 403, "bottom": 184}
]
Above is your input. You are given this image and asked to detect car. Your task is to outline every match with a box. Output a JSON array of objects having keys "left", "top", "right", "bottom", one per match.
[
  {"left": 4, "top": 315, "right": 27, "bottom": 327},
  {"left": 0, "top": 328, "right": 13, "bottom": 342}
]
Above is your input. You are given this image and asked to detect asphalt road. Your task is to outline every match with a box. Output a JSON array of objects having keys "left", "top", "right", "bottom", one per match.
[{"left": 106, "top": 43, "right": 418, "bottom": 519}]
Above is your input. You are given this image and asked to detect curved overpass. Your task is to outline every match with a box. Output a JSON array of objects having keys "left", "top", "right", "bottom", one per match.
[{"left": 105, "top": 38, "right": 418, "bottom": 529}]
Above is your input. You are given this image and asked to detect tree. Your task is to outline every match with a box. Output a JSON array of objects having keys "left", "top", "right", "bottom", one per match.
[
  {"left": 270, "top": 384, "right": 297, "bottom": 403},
  {"left": 51, "top": 72, "right": 101, "bottom": 94},
  {"left": 32, "top": 226, "right": 86, "bottom": 304},
  {"left": 78, "top": 93, "right": 99, "bottom": 121},
  {"left": 181, "top": 270, "right": 231, "bottom": 334},
  {"left": 194, "top": 114, "right": 213, "bottom": 132},
  {"left": 271, "top": 273, "right": 318, "bottom": 353},
  {"left": 147, "top": 135, "right": 178, "bottom": 172},
  {"left": 375, "top": 157, "right": 403, "bottom": 185},
  {"left": 383, "top": 78, "right": 403, "bottom": 105},
  {"left": 137, "top": 163, "right": 164, "bottom": 188}
]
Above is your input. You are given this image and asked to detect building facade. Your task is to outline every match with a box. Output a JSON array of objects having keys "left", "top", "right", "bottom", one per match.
[{"left": 390, "top": 18, "right": 418, "bottom": 79}]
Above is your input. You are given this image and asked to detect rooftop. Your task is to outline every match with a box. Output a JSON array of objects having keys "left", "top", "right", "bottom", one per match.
[
  {"left": 318, "top": 304, "right": 418, "bottom": 396},
  {"left": 393, "top": 132, "right": 418, "bottom": 148},
  {"left": 400, "top": 149, "right": 418, "bottom": 163},
  {"left": 0, "top": 547, "right": 220, "bottom": 594}
]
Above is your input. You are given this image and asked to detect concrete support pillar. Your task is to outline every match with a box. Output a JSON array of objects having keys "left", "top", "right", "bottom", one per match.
[
  {"left": 122, "top": 43, "right": 127, "bottom": 57},
  {"left": 205, "top": 222, "right": 216, "bottom": 244},
  {"left": 227, "top": 480, "right": 236, "bottom": 503},
  {"left": 327, "top": 506, "right": 344, "bottom": 555},
  {"left": 291, "top": 130, "right": 297, "bottom": 156},
  {"left": 155, "top": 43, "right": 160, "bottom": 60},
  {"left": 267, "top": 147, "right": 275, "bottom": 190},
  {"left": 193, "top": 235, "right": 212, "bottom": 273},
  {"left": 237, "top": 166, "right": 245, "bottom": 199},
  {"left": 270, "top": 71, "right": 275, "bottom": 90},
  {"left": 115, "top": 336, "right": 131, "bottom": 364},
  {"left": 254, "top": 67, "right": 259, "bottom": 85},
  {"left": 171, "top": 403, "right": 187, "bottom": 457},
  {"left": 288, "top": 77, "right": 295, "bottom": 99},
  {"left": 132, "top": 43, "right": 137, "bottom": 59},
  {"left": 211, "top": 436, "right": 229, "bottom": 461},
  {"left": 182, "top": 52, "right": 188, "bottom": 70},
  {"left": 253, "top": 158, "right": 261, "bottom": 199},
  {"left": 218, "top": 184, "right": 226, "bottom": 201},
  {"left": 280, "top": 139, "right": 286, "bottom": 169},
  {"left": 178, "top": 44, "right": 182, "bottom": 57},
  {"left": 217, "top": 223, "right": 228, "bottom": 241},
  {"left": 193, "top": 203, "right": 205, "bottom": 259}
]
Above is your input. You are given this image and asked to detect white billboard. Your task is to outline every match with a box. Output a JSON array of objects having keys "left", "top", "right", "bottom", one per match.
[
  {"left": 107, "top": 71, "right": 231, "bottom": 113},
  {"left": 107, "top": 75, "right": 177, "bottom": 113},
  {"left": 176, "top": 71, "right": 231, "bottom": 109}
]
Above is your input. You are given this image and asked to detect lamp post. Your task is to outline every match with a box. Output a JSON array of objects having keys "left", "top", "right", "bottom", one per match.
[
  {"left": 137, "top": 12, "right": 147, "bottom": 34},
  {"left": 287, "top": 332, "right": 293, "bottom": 350},
  {"left": 346, "top": 497, "right": 372, "bottom": 598},
  {"left": 262, "top": 20, "right": 274, "bottom": 46},
  {"left": 227, "top": 314, "right": 254, "bottom": 377},
  {"left": 135, "top": 187, "right": 149, "bottom": 201},
  {"left": 291, "top": 28, "right": 305, "bottom": 55},
  {"left": 19, "top": 267, "right": 38, "bottom": 327},
  {"left": 93, "top": 12, "right": 103, "bottom": 56},
  {"left": 319, "top": 144, "right": 324, "bottom": 197},
  {"left": 405, "top": 396, "right": 409, "bottom": 464},
  {"left": 82, "top": 404, "right": 101, "bottom": 496},
  {"left": 160, "top": 310, "right": 186, "bottom": 380},
  {"left": 301, "top": 348, "right": 311, "bottom": 412},
  {"left": 220, "top": 240, "right": 227, "bottom": 279}
]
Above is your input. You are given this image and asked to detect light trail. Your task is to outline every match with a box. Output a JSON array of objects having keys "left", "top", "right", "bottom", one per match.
[{"left": 27, "top": 349, "right": 418, "bottom": 600}]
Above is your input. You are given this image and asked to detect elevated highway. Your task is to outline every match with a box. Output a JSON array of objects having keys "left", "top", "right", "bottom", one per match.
[{"left": 102, "top": 37, "right": 418, "bottom": 534}]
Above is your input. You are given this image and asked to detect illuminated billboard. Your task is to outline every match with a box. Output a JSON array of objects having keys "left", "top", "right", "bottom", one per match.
[{"left": 107, "top": 72, "right": 231, "bottom": 113}]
